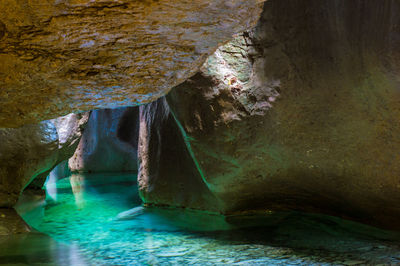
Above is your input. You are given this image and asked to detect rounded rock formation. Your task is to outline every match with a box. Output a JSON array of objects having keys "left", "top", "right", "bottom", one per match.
[
  {"left": 0, "top": 113, "right": 88, "bottom": 207},
  {"left": 69, "top": 107, "right": 139, "bottom": 173},
  {"left": 139, "top": 0, "right": 400, "bottom": 230},
  {"left": 0, "top": 0, "right": 265, "bottom": 127}
]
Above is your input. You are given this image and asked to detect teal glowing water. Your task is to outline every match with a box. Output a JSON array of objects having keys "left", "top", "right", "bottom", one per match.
[{"left": 19, "top": 173, "right": 400, "bottom": 265}]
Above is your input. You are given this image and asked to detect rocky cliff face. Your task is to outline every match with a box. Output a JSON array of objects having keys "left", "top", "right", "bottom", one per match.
[
  {"left": 138, "top": 98, "right": 219, "bottom": 211},
  {"left": 69, "top": 107, "right": 139, "bottom": 173},
  {"left": 0, "top": 0, "right": 265, "bottom": 128},
  {"left": 0, "top": 113, "right": 88, "bottom": 207},
  {"left": 139, "top": 0, "right": 400, "bottom": 229}
]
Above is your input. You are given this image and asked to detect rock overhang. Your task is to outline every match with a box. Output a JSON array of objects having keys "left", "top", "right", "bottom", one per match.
[{"left": 0, "top": 0, "right": 266, "bottom": 127}]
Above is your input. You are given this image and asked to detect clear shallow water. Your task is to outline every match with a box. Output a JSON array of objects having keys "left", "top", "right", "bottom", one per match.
[{"left": 16, "top": 173, "right": 400, "bottom": 265}]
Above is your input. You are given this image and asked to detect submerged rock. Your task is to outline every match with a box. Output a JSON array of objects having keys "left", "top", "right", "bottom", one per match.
[
  {"left": 69, "top": 107, "right": 139, "bottom": 173},
  {"left": 139, "top": 0, "right": 400, "bottom": 230},
  {"left": 0, "top": 113, "right": 88, "bottom": 207},
  {"left": 116, "top": 206, "right": 145, "bottom": 221},
  {"left": 0, "top": 0, "right": 265, "bottom": 127}
]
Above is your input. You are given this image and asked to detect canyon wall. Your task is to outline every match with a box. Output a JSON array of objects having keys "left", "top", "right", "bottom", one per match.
[
  {"left": 0, "top": 113, "right": 88, "bottom": 207},
  {"left": 139, "top": 0, "right": 400, "bottom": 229},
  {"left": 69, "top": 107, "right": 139, "bottom": 173},
  {"left": 138, "top": 98, "right": 219, "bottom": 211}
]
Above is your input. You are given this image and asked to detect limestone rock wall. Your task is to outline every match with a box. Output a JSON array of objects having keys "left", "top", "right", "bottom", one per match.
[
  {"left": 0, "top": 0, "right": 265, "bottom": 127},
  {"left": 139, "top": 0, "right": 400, "bottom": 229},
  {"left": 138, "top": 98, "right": 219, "bottom": 211},
  {"left": 0, "top": 113, "right": 88, "bottom": 207},
  {"left": 69, "top": 107, "right": 139, "bottom": 173}
]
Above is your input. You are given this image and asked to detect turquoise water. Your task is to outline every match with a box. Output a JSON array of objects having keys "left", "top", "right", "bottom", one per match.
[{"left": 18, "top": 173, "right": 400, "bottom": 265}]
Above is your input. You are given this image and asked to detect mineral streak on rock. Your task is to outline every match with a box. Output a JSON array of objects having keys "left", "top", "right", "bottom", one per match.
[
  {"left": 0, "top": 0, "right": 265, "bottom": 127},
  {"left": 0, "top": 21, "right": 5, "bottom": 40}
]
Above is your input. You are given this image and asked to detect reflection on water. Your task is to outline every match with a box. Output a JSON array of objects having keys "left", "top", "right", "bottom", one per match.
[
  {"left": 70, "top": 174, "right": 85, "bottom": 210},
  {"left": 0, "top": 233, "right": 88, "bottom": 265},
  {"left": 14, "top": 173, "right": 400, "bottom": 265}
]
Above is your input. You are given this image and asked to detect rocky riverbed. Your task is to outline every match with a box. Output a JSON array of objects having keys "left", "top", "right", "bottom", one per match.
[{"left": 13, "top": 173, "right": 400, "bottom": 266}]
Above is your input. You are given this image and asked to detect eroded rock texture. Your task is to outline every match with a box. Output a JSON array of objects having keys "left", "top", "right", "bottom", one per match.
[
  {"left": 140, "top": 0, "right": 400, "bottom": 229},
  {"left": 0, "top": 209, "right": 30, "bottom": 235},
  {"left": 138, "top": 98, "right": 219, "bottom": 211},
  {"left": 69, "top": 107, "right": 139, "bottom": 173},
  {"left": 0, "top": 0, "right": 265, "bottom": 127},
  {"left": 0, "top": 113, "right": 88, "bottom": 207}
]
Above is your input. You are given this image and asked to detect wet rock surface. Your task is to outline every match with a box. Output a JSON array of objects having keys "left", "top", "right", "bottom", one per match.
[
  {"left": 0, "top": 209, "right": 30, "bottom": 235},
  {"left": 0, "top": 113, "right": 88, "bottom": 207},
  {"left": 0, "top": 0, "right": 265, "bottom": 127},
  {"left": 69, "top": 107, "right": 139, "bottom": 173},
  {"left": 140, "top": 0, "right": 400, "bottom": 230},
  {"left": 0, "top": 232, "right": 88, "bottom": 265}
]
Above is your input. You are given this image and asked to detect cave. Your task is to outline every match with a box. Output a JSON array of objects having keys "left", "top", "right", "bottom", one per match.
[{"left": 1, "top": 0, "right": 400, "bottom": 265}]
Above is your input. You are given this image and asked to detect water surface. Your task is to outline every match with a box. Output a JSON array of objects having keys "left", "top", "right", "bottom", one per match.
[{"left": 16, "top": 173, "right": 400, "bottom": 265}]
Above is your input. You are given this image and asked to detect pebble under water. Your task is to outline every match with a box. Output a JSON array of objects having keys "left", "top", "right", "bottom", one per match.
[{"left": 15, "top": 173, "right": 400, "bottom": 265}]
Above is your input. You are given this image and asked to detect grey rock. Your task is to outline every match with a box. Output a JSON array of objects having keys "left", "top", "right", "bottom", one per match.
[
  {"left": 0, "top": 113, "right": 88, "bottom": 207},
  {"left": 138, "top": 98, "right": 220, "bottom": 211},
  {"left": 69, "top": 107, "right": 139, "bottom": 173},
  {"left": 116, "top": 206, "right": 145, "bottom": 221}
]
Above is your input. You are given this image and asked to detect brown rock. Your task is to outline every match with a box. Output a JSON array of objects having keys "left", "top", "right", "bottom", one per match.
[
  {"left": 0, "top": 0, "right": 265, "bottom": 127},
  {"left": 0, "top": 21, "right": 5, "bottom": 40},
  {"left": 0, "top": 209, "right": 30, "bottom": 235},
  {"left": 140, "top": 0, "right": 400, "bottom": 229}
]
